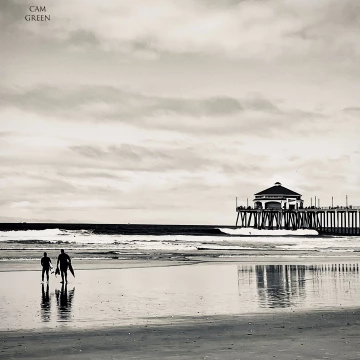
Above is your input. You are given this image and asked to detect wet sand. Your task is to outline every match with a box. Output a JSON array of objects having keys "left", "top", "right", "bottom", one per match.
[
  {"left": 1, "top": 257, "right": 360, "bottom": 359},
  {"left": 1, "top": 309, "right": 360, "bottom": 359}
]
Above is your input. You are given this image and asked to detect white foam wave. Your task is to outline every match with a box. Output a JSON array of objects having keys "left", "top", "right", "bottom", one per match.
[
  {"left": 0, "top": 228, "right": 64, "bottom": 238},
  {"left": 0, "top": 228, "right": 93, "bottom": 240},
  {"left": 218, "top": 228, "right": 319, "bottom": 236},
  {"left": 1, "top": 228, "right": 360, "bottom": 254},
  {"left": 0, "top": 229, "right": 224, "bottom": 245},
  {"left": 197, "top": 245, "right": 255, "bottom": 250}
]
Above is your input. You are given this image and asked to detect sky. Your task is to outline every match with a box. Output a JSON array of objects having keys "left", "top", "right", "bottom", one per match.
[{"left": 1, "top": 0, "right": 360, "bottom": 225}]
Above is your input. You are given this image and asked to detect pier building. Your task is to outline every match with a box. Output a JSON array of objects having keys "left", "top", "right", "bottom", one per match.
[{"left": 253, "top": 182, "right": 303, "bottom": 210}]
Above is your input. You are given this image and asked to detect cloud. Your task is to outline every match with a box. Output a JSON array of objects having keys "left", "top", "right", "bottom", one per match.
[
  {"left": 0, "top": 0, "right": 25, "bottom": 28},
  {"left": 0, "top": 131, "right": 14, "bottom": 138},
  {"left": 5, "top": 0, "right": 359, "bottom": 62},
  {"left": 0, "top": 85, "right": 242, "bottom": 118},
  {"left": 0, "top": 85, "right": 328, "bottom": 138},
  {"left": 343, "top": 107, "right": 360, "bottom": 115},
  {"left": 69, "top": 143, "right": 223, "bottom": 172}
]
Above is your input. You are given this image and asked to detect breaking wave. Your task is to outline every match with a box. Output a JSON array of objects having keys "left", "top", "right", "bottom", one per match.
[
  {"left": 0, "top": 225, "right": 359, "bottom": 262},
  {"left": 218, "top": 228, "right": 319, "bottom": 236}
]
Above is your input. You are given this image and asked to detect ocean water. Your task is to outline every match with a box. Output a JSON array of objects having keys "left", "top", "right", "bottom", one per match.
[
  {"left": 0, "top": 223, "right": 359, "bottom": 261},
  {"left": 1, "top": 223, "right": 360, "bottom": 330}
]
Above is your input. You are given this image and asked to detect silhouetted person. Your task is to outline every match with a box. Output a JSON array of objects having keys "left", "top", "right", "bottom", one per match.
[
  {"left": 41, "top": 252, "right": 52, "bottom": 283},
  {"left": 57, "top": 249, "right": 71, "bottom": 284},
  {"left": 41, "top": 283, "right": 51, "bottom": 322}
]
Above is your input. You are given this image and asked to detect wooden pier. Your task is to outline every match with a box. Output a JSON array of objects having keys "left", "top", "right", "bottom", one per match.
[{"left": 235, "top": 207, "right": 360, "bottom": 235}]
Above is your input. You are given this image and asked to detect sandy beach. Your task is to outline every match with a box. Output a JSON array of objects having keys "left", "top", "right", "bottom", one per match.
[
  {"left": 1, "top": 256, "right": 360, "bottom": 359},
  {"left": 1, "top": 307, "right": 360, "bottom": 359}
]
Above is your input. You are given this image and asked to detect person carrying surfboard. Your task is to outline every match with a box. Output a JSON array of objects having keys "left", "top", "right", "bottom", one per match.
[
  {"left": 41, "top": 252, "right": 52, "bottom": 283},
  {"left": 56, "top": 249, "right": 72, "bottom": 284}
]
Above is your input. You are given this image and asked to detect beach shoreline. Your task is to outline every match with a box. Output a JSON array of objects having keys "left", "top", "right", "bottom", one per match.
[{"left": 1, "top": 250, "right": 360, "bottom": 272}]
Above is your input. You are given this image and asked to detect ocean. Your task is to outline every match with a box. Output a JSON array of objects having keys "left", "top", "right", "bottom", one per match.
[
  {"left": 1, "top": 223, "right": 360, "bottom": 331},
  {"left": 1, "top": 223, "right": 360, "bottom": 262}
]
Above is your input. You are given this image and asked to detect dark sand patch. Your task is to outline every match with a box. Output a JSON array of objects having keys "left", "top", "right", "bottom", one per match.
[{"left": 1, "top": 309, "right": 360, "bottom": 360}]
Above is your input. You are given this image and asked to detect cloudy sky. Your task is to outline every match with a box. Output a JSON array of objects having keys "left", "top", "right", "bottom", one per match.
[{"left": 1, "top": 0, "right": 360, "bottom": 224}]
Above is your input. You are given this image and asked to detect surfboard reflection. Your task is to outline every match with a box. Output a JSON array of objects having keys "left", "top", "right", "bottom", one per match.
[
  {"left": 40, "top": 283, "right": 51, "bottom": 322},
  {"left": 55, "top": 283, "right": 75, "bottom": 322}
]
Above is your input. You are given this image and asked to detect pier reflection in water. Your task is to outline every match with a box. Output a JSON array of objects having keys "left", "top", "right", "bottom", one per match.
[
  {"left": 238, "top": 263, "right": 360, "bottom": 309},
  {"left": 55, "top": 284, "right": 75, "bottom": 322}
]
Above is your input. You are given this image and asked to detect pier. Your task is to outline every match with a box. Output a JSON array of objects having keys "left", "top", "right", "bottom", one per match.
[
  {"left": 235, "top": 207, "right": 360, "bottom": 235},
  {"left": 236, "top": 182, "right": 360, "bottom": 235}
]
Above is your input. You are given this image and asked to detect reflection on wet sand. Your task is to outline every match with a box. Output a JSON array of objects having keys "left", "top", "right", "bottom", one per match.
[
  {"left": 55, "top": 284, "right": 75, "bottom": 321},
  {"left": 238, "top": 263, "right": 360, "bottom": 309},
  {"left": 41, "top": 283, "right": 51, "bottom": 322},
  {"left": 255, "top": 265, "right": 307, "bottom": 308}
]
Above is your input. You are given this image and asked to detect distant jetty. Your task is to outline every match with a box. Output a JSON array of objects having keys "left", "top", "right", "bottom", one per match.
[{"left": 236, "top": 183, "right": 360, "bottom": 235}]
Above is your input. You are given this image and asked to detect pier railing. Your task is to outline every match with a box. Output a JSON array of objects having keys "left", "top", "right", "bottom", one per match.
[
  {"left": 236, "top": 206, "right": 360, "bottom": 211},
  {"left": 311, "top": 206, "right": 360, "bottom": 210}
]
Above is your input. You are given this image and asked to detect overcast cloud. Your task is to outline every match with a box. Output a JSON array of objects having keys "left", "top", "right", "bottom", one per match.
[{"left": 1, "top": 0, "right": 360, "bottom": 224}]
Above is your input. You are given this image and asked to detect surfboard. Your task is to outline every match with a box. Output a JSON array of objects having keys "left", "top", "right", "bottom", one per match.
[{"left": 69, "top": 263, "right": 75, "bottom": 277}]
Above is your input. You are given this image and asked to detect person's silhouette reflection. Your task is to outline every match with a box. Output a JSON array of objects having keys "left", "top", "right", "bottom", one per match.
[
  {"left": 55, "top": 283, "right": 75, "bottom": 321},
  {"left": 41, "top": 283, "right": 51, "bottom": 322}
]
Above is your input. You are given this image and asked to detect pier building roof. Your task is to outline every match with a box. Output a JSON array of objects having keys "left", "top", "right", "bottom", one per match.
[{"left": 255, "top": 182, "right": 301, "bottom": 196}]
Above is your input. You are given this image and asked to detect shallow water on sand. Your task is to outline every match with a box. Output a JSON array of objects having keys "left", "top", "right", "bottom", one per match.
[{"left": 0, "top": 261, "right": 360, "bottom": 331}]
